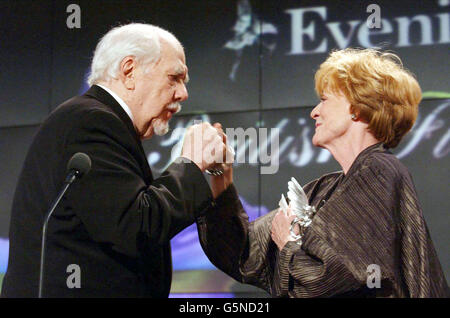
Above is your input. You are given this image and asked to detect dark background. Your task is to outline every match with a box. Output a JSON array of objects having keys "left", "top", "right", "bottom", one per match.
[{"left": 0, "top": 0, "right": 449, "bottom": 297}]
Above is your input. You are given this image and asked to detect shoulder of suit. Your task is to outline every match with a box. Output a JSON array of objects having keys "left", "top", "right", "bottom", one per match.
[
  {"left": 52, "top": 94, "right": 116, "bottom": 118},
  {"left": 46, "top": 94, "right": 125, "bottom": 130},
  {"left": 41, "top": 95, "right": 129, "bottom": 146}
]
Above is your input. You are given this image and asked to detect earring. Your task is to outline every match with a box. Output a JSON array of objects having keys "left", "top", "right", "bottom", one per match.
[{"left": 351, "top": 114, "right": 357, "bottom": 120}]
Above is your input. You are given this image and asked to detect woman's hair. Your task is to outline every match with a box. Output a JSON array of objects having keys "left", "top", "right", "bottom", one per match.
[
  {"left": 87, "top": 23, "right": 182, "bottom": 86},
  {"left": 315, "top": 48, "right": 422, "bottom": 148}
]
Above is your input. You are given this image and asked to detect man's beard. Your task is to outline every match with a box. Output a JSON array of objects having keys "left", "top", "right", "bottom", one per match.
[
  {"left": 152, "top": 103, "right": 181, "bottom": 136},
  {"left": 152, "top": 118, "right": 169, "bottom": 136}
]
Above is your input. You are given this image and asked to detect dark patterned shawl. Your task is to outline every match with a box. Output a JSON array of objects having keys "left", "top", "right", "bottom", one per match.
[{"left": 197, "top": 143, "right": 448, "bottom": 297}]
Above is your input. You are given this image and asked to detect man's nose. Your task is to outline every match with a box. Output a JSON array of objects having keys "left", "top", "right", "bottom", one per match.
[{"left": 175, "top": 83, "right": 188, "bottom": 102}]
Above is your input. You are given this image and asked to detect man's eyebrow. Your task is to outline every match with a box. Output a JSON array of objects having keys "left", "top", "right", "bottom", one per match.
[{"left": 172, "top": 66, "right": 189, "bottom": 83}]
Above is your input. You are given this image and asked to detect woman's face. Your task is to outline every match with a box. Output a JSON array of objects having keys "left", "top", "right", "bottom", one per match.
[{"left": 310, "top": 90, "right": 353, "bottom": 148}]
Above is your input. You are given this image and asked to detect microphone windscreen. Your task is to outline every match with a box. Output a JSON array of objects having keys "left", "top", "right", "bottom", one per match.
[{"left": 67, "top": 152, "right": 91, "bottom": 178}]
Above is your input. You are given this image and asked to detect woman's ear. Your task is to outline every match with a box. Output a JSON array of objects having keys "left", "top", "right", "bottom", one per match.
[{"left": 349, "top": 105, "right": 359, "bottom": 121}]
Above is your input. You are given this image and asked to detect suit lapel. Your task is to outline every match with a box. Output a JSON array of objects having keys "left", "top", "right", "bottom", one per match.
[{"left": 84, "top": 85, "right": 154, "bottom": 182}]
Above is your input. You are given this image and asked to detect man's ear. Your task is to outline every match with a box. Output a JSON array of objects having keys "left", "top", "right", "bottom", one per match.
[{"left": 120, "top": 56, "right": 137, "bottom": 90}]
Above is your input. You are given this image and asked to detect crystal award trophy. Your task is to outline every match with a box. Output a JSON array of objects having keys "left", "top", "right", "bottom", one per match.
[{"left": 278, "top": 177, "right": 316, "bottom": 245}]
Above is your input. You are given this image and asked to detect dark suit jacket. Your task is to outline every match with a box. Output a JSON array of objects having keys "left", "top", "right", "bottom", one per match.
[{"left": 1, "top": 85, "right": 213, "bottom": 297}]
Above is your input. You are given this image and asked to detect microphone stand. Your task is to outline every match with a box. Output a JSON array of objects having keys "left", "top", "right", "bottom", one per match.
[{"left": 38, "top": 170, "right": 80, "bottom": 298}]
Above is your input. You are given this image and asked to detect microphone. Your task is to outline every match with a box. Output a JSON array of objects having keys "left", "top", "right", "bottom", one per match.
[
  {"left": 38, "top": 152, "right": 91, "bottom": 298},
  {"left": 65, "top": 152, "right": 92, "bottom": 182}
]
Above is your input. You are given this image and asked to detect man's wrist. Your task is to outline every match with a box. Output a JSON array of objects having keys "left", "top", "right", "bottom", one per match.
[{"left": 178, "top": 156, "right": 203, "bottom": 172}]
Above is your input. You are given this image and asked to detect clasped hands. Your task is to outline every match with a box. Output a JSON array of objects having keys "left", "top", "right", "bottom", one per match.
[
  {"left": 181, "top": 122, "right": 298, "bottom": 250},
  {"left": 181, "top": 122, "right": 234, "bottom": 198}
]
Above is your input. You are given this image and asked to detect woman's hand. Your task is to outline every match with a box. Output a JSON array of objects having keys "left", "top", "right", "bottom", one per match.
[{"left": 271, "top": 207, "right": 297, "bottom": 251}]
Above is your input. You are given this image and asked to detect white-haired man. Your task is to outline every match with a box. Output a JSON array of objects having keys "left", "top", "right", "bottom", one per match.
[{"left": 2, "top": 23, "right": 228, "bottom": 297}]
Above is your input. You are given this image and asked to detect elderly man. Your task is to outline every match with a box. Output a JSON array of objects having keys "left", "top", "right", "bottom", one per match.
[{"left": 1, "top": 23, "right": 227, "bottom": 297}]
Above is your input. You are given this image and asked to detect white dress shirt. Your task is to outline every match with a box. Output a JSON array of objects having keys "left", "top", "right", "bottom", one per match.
[{"left": 96, "top": 84, "right": 134, "bottom": 123}]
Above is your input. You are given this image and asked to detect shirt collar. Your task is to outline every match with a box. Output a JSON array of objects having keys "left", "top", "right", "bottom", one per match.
[{"left": 96, "top": 84, "right": 134, "bottom": 122}]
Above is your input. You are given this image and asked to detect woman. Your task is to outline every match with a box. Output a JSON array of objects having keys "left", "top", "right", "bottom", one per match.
[{"left": 198, "top": 48, "right": 448, "bottom": 297}]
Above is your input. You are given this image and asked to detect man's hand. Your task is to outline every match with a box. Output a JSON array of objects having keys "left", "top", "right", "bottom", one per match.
[
  {"left": 209, "top": 123, "right": 234, "bottom": 199},
  {"left": 181, "top": 122, "right": 228, "bottom": 172}
]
